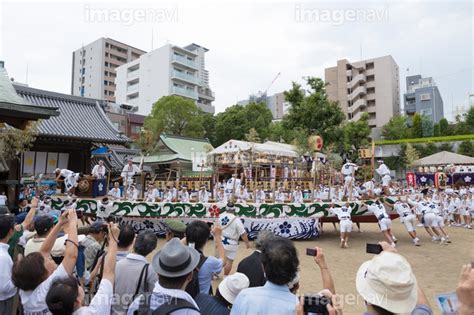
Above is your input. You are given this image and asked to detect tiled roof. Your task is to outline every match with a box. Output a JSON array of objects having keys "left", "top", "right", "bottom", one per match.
[
  {"left": 90, "top": 146, "right": 140, "bottom": 173},
  {"left": 0, "top": 66, "right": 58, "bottom": 125},
  {"left": 14, "top": 84, "right": 129, "bottom": 144}
]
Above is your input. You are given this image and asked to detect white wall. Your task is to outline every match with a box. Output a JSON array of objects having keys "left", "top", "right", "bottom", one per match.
[{"left": 71, "top": 38, "right": 104, "bottom": 99}]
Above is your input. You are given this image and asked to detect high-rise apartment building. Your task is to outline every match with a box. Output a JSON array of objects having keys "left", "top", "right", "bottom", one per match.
[
  {"left": 71, "top": 38, "right": 146, "bottom": 102},
  {"left": 238, "top": 91, "right": 291, "bottom": 120},
  {"left": 115, "top": 43, "right": 215, "bottom": 115},
  {"left": 324, "top": 55, "right": 400, "bottom": 129},
  {"left": 404, "top": 75, "right": 444, "bottom": 123}
]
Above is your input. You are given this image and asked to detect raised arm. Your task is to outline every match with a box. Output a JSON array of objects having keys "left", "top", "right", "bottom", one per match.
[
  {"left": 102, "top": 223, "right": 119, "bottom": 282},
  {"left": 313, "top": 246, "right": 335, "bottom": 294},
  {"left": 62, "top": 209, "right": 79, "bottom": 274},
  {"left": 20, "top": 197, "right": 38, "bottom": 230},
  {"left": 40, "top": 209, "right": 69, "bottom": 256}
]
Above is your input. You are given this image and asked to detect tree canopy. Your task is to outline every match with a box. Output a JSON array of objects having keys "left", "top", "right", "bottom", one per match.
[{"left": 144, "top": 95, "right": 205, "bottom": 138}]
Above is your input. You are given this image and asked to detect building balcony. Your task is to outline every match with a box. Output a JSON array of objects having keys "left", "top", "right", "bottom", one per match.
[
  {"left": 127, "top": 68, "right": 139, "bottom": 79},
  {"left": 367, "top": 106, "right": 376, "bottom": 114},
  {"left": 349, "top": 85, "right": 366, "bottom": 100},
  {"left": 172, "top": 86, "right": 198, "bottom": 100},
  {"left": 352, "top": 110, "right": 365, "bottom": 121},
  {"left": 348, "top": 98, "right": 367, "bottom": 113},
  {"left": 347, "top": 73, "right": 366, "bottom": 89},
  {"left": 171, "top": 70, "right": 199, "bottom": 85},
  {"left": 172, "top": 55, "right": 198, "bottom": 70},
  {"left": 197, "top": 102, "right": 215, "bottom": 114},
  {"left": 127, "top": 83, "right": 139, "bottom": 93},
  {"left": 198, "top": 88, "right": 215, "bottom": 101}
]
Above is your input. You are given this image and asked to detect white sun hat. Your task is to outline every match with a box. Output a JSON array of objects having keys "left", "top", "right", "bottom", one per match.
[
  {"left": 218, "top": 272, "right": 250, "bottom": 304},
  {"left": 356, "top": 251, "right": 418, "bottom": 314}
]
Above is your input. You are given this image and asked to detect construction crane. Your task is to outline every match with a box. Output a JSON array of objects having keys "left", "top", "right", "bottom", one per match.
[{"left": 264, "top": 72, "right": 281, "bottom": 94}]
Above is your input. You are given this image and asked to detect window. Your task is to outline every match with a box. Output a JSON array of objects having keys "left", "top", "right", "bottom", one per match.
[
  {"left": 132, "top": 125, "right": 141, "bottom": 134},
  {"left": 366, "top": 62, "right": 374, "bottom": 69},
  {"left": 104, "top": 81, "right": 108, "bottom": 86},
  {"left": 420, "top": 108, "right": 432, "bottom": 116},
  {"left": 366, "top": 75, "right": 375, "bottom": 82},
  {"left": 420, "top": 93, "right": 431, "bottom": 101},
  {"left": 105, "top": 62, "right": 109, "bottom": 67},
  {"left": 367, "top": 100, "right": 375, "bottom": 106},
  {"left": 367, "top": 87, "right": 375, "bottom": 94}
]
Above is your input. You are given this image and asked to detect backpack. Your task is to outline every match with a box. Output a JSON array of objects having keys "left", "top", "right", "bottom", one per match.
[
  {"left": 133, "top": 293, "right": 199, "bottom": 315},
  {"left": 184, "top": 251, "right": 208, "bottom": 298}
]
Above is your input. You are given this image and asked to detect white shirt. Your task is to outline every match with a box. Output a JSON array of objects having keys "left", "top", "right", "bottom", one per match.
[
  {"left": 73, "top": 279, "right": 113, "bottom": 315},
  {"left": 0, "top": 195, "right": 7, "bottom": 206},
  {"left": 179, "top": 191, "right": 190, "bottom": 203},
  {"left": 329, "top": 206, "right": 352, "bottom": 220},
  {"left": 127, "top": 282, "right": 199, "bottom": 315},
  {"left": 341, "top": 163, "right": 358, "bottom": 176},
  {"left": 217, "top": 191, "right": 228, "bottom": 203},
  {"left": 394, "top": 202, "right": 412, "bottom": 218},
  {"left": 254, "top": 190, "right": 266, "bottom": 203},
  {"left": 198, "top": 190, "right": 209, "bottom": 203},
  {"left": 20, "top": 263, "right": 69, "bottom": 314},
  {"left": 220, "top": 213, "right": 246, "bottom": 242},
  {"left": 145, "top": 188, "right": 159, "bottom": 202},
  {"left": 292, "top": 191, "right": 303, "bottom": 203},
  {"left": 0, "top": 243, "right": 16, "bottom": 301},
  {"left": 363, "top": 181, "right": 375, "bottom": 191},
  {"left": 376, "top": 164, "right": 391, "bottom": 176},
  {"left": 121, "top": 164, "right": 140, "bottom": 180},
  {"left": 162, "top": 190, "right": 173, "bottom": 202},
  {"left": 108, "top": 188, "right": 122, "bottom": 200},
  {"left": 59, "top": 169, "right": 74, "bottom": 178},
  {"left": 275, "top": 191, "right": 286, "bottom": 203},
  {"left": 236, "top": 189, "right": 249, "bottom": 203},
  {"left": 91, "top": 164, "right": 106, "bottom": 178},
  {"left": 127, "top": 188, "right": 138, "bottom": 201},
  {"left": 367, "top": 203, "right": 388, "bottom": 219}
]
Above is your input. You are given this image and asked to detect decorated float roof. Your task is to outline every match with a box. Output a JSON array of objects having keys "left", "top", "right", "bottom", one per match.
[{"left": 208, "top": 139, "right": 298, "bottom": 158}]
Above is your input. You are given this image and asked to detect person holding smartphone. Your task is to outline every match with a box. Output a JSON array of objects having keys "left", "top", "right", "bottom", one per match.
[{"left": 328, "top": 202, "right": 353, "bottom": 248}]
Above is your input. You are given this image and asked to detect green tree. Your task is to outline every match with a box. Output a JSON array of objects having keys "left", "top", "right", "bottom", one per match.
[
  {"left": 411, "top": 113, "right": 423, "bottom": 138},
  {"left": 340, "top": 112, "right": 371, "bottom": 160},
  {"left": 201, "top": 113, "right": 217, "bottom": 146},
  {"left": 282, "top": 77, "right": 345, "bottom": 146},
  {"left": 458, "top": 140, "right": 474, "bottom": 157},
  {"left": 214, "top": 102, "right": 273, "bottom": 146},
  {"left": 144, "top": 95, "right": 205, "bottom": 138},
  {"left": 438, "top": 142, "right": 453, "bottom": 152},
  {"left": 439, "top": 118, "right": 450, "bottom": 136},
  {"left": 245, "top": 127, "right": 260, "bottom": 143},
  {"left": 421, "top": 115, "right": 434, "bottom": 137},
  {"left": 433, "top": 123, "right": 440, "bottom": 137},
  {"left": 0, "top": 123, "right": 37, "bottom": 161},
  {"left": 405, "top": 143, "right": 420, "bottom": 167},
  {"left": 267, "top": 121, "right": 288, "bottom": 142},
  {"left": 381, "top": 115, "right": 409, "bottom": 140}
]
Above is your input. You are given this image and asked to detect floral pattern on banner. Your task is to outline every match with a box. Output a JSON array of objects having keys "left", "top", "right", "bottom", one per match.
[
  {"left": 50, "top": 196, "right": 400, "bottom": 219},
  {"left": 116, "top": 216, "right": 319, "bottom": 240}
]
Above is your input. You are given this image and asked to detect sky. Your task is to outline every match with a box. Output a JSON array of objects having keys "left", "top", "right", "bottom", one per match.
[{"left": 0, "top": 0, "right": 472, "bottom": 120}]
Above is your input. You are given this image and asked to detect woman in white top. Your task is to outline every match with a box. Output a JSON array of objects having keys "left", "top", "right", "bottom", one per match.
[{"left": 12, "top": 209, "right": 78, "bottom": 314}]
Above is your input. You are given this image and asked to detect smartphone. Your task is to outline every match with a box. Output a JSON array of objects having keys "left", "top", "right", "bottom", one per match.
[
  {"left": 366, "top": 243, "right": 383, "bottom": 254},
  {"left": 306, "top": 248, "right": 317, "bottom": 256},
  {"left": 303, "top": 295, "right": 329, "bottom": 314}
]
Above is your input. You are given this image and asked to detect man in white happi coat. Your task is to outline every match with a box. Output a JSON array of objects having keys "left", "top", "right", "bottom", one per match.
[
  {"left": 253, "top": 186, "right": 266, "bottom": 204},
  {"left": 236, "top": 185, "right": 250, "bottom": 204},
  {"left": 292, "top": 186, "right": 304, "bottom": 203},
  {"left": 341, "top": 160, "right": 358, "bottom": 198},
  {"left": 126, "top": 183, "right": 138, "bottom": 201},
  {"left": 108, "top": 181, "right": 122, "bottom": 200},
  {"left": 275, "top": 186, "right": 286, "bottom": 203},
  {"left": 91, "top": 160, "right": 106, "bottom": 179},
  {"left": 162, "top": 186, "right": 173, "bottom": 202},
  {"left": 328, "top": 202, "right": 353, "bottom": 248},
  {"left": 226, "top": 174, "right": 241, "bottom": 194},
  {"left": 367, "top": 199, "right": 397, "bottom": 247},
  {"left": 55, "top": 168, "right": 81, "bottom": 197},
  {"left": 392, "top": 197, "right": 420, "bottom": 246},
  {"left": 120, "top": 159, "right": 141, "bottom": 186},
  {"left": 198, "top": 185, "right": 209, "bottom": 203},
  {"left": 144, "top": 182, "right": 159, "bottom": 202},
  {"left": 219, "top": 202, "right": 250, "bottom": 276},
  {"left": 179, "top": 185, "right": 190, "bottom": 203},
  {"left": 217, "top": 186, "right": 228, "bottom": 204},
  {"left": 376, "top": 160, "right": 392, "bottom": 195}
]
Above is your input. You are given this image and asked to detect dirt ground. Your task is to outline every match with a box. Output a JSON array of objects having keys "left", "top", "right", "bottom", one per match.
[{"left": 198, "top": 221, "right": 474, "bottom": 314}]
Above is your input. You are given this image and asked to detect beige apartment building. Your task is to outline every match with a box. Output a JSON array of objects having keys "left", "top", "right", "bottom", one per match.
[
  {"left": 324, "top": 55, "right": 400, "bottom": 129},
  {"left": 71, "top": 38, "right": 146, "bottom": 102}
]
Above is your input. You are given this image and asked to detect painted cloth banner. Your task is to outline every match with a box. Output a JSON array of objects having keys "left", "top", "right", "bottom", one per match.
[
  {"left": 416, "top": 173, "right": 474, "bottom": 186},
  {"left": 118, "top": 216, "right": 319, "bottom": 240}
]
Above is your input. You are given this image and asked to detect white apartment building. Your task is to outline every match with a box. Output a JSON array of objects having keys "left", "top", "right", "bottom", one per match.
[
  {"left": 115, "top": 43, "right": 215, "bottom": 115},
  {"left": 71, "top": 38, "right": 146, "bottom": 102},
  {"left": 324, "top": 55, "right": 400, "bottom": 129}
]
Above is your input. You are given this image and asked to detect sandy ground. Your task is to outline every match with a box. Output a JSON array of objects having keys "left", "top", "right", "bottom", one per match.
[{"left": 196, "top": 221, "right": 474, "bottom": 314}]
